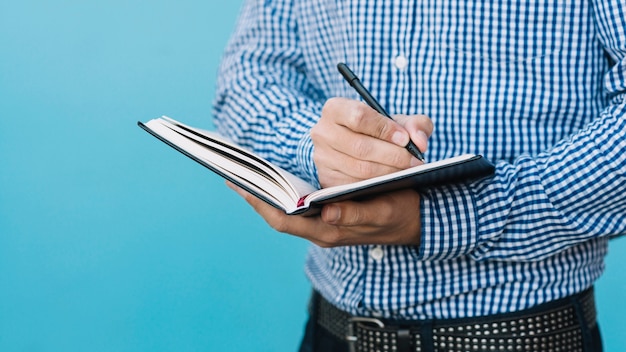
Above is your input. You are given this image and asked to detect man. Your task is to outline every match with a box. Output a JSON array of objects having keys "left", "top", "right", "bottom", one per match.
[{"left": 213, "top": 1, "right": 626, "bottom": 351}]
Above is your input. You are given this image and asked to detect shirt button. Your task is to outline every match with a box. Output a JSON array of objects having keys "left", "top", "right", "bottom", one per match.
[
  {"left": 394, "top": 55, "right": 409, "bottom": 70},
  {"left": 370, "top": 246, "right": 384, "bottom": 261}
]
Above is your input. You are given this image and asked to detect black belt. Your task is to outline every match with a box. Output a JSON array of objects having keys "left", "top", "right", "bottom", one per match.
[{"left": 314, "top": 288, "right": 596, "bottom": 352}]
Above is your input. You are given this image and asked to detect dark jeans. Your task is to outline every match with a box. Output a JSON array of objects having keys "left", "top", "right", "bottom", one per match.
[{"left": 298, "top": 292, "right": 603, "bottom": 352}]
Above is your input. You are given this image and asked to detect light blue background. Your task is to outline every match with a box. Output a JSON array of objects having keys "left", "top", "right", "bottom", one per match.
[{"left": 0, "top": 1, "right": 624, "bottom": 351}]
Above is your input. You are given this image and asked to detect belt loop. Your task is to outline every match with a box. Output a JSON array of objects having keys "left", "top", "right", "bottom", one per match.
[
  {"left": 397, "top": 328, "right": 411, "bottom": 352},
  {"left": 419, "top": 320, "right": 434, "bottom": 352}
]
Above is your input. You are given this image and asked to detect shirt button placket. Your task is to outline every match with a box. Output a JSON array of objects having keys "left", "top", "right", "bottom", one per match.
[{"left": 394, "top": 55, "right": 409, "bottom": 70}]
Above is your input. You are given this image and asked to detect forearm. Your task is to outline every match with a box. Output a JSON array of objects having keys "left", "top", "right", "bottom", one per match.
[
  {"left": 418, "top": 96, "right": 626, "bottom": 262},
  {"left": 212, "top": 0, "right": 323, "bottom": 185},
  {"left": 416, "top": 0, "right": 626, "bottom": 262}
]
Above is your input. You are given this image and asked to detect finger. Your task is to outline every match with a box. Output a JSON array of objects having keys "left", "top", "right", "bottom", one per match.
[
  {"left": 226, "top": 180, "right": 292, "bottom": 227},
  {"left": 323, "top": 98, "right": 410, "bottom": 147},
  {"left": 320, "top": 190, "right": 422, "bottom": 245},
  {"left": 314, "top": 143, "right": 409, "bottom": 185},
  {"left": 227, "top": 181, "right": 420, "bottom": 247},
  {"left": 321, "top": 199, "right": 393, "bottom": 228},
  {"left": 226, "top": 181, "right": 332, "bottom": 242},
  {"left": 322, "top": 189, "right": 420, "bottom": 227},
  {"left": 328, "top": 127, "right": 415, "bottom": 168},
  {"left": 394, "top": 114, "right": 434, "bottom": 153},
  {"left": 312, "top": 118, "right": 415, "bottom": 174}
]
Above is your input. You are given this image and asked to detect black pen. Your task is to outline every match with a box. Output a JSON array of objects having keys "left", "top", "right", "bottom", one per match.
[{"left": 337, "top": 62, "right": 425, "bottom": 162}]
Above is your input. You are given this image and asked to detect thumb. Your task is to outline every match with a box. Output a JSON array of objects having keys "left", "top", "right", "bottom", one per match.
[{"left": 321, "top": 199, "right": 388, "bottom": 227}]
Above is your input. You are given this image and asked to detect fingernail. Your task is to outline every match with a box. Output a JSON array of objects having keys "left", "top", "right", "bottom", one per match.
[
  {"left": 410, "top": 157, "right": 422, "bottom": 167},
  {"left": 392, "top": 131, "right": 407, "bottom": 146},
  {"left": 324, "top": 205, "right": 341, "bottom": 223}
]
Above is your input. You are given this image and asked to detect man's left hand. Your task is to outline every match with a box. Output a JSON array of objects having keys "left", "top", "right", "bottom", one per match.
[{"left": 227, "top": 181, "right": 421, "bottom": 247}]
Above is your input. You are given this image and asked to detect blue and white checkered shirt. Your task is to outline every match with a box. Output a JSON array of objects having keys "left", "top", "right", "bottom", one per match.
[{"left": 213, "top": 0, "right": 626, "bottom": 319}]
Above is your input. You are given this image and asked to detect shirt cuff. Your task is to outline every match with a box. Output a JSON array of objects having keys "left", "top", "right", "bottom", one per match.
[
  {"left": 412, "top": 184, "right": 480, "bottom": 261},
  {"left": 296, "top": 132, "right": 320, "bottom": 188}
]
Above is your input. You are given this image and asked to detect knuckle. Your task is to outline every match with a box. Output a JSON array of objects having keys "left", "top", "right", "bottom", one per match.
[
  {"left": 310, "top": 124, "right": 326, "bottom": 145},
  {"left": 347, "top": 103, "right": 368, "bottom": 126},
  {"left": 375, "top": 120, "right": 393, "bottom": 139},
  {"left": 347, "top": 207, "right": 364, "bottom": 225},
  {"left": 319, "top": 231, "right": 343, "bottom": 247},
  {"left": 389, "top": 152, "right": 409, "bottom": 168},
  {"left": 269, "top": 217, "right": 290, "bottom": 233},
  {"left": 322, "top": 97, "right": 350, "bottom": 117},
  {"left": 352, "top": 138, "right": 372, "bottom": 159},
  {"left": 322, "top": 97, "right": 342, "bottom": 113},
  {"left": 355, "top": 160, "right": 375, "bottom": 178},
  {"left": 321, "top": 98, "right": 343, "bottom": 124},
  {"left": 377, "top": 200, "right": 394, "bottom": 219},
  {"left": 418, "top": 115, "right": 435, "bottom": 135}
]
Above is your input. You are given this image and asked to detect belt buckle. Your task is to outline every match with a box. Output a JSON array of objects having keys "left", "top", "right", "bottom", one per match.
[{"left": 346, "top": 317, "right": 385, "bottom": 352}]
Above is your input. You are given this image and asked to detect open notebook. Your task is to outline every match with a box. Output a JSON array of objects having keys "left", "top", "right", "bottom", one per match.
[{"left": 138, "top": 116, "right": 495, "bottom": 215}]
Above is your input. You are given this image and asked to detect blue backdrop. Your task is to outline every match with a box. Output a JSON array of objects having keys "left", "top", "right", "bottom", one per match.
[{"left": 0, "top": 1, "right": 624, "bottom": 351}]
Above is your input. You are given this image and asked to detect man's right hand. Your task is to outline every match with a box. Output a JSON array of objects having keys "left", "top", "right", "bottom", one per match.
[{"left": 311, "top": 97, "right": 433, "bottom": 188}]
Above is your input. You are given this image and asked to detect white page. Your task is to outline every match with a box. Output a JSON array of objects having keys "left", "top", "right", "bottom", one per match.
[
  {"left": 160, "top": 117, "right": 318, "bottom": 199},
  {"left": 145, "top": 121, "right": 299, "bottom": 211}
]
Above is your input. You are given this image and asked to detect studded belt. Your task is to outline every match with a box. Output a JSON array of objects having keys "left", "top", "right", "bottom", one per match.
[{"left": 314, "top": 288, "right": 596, "bottom": 352}]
